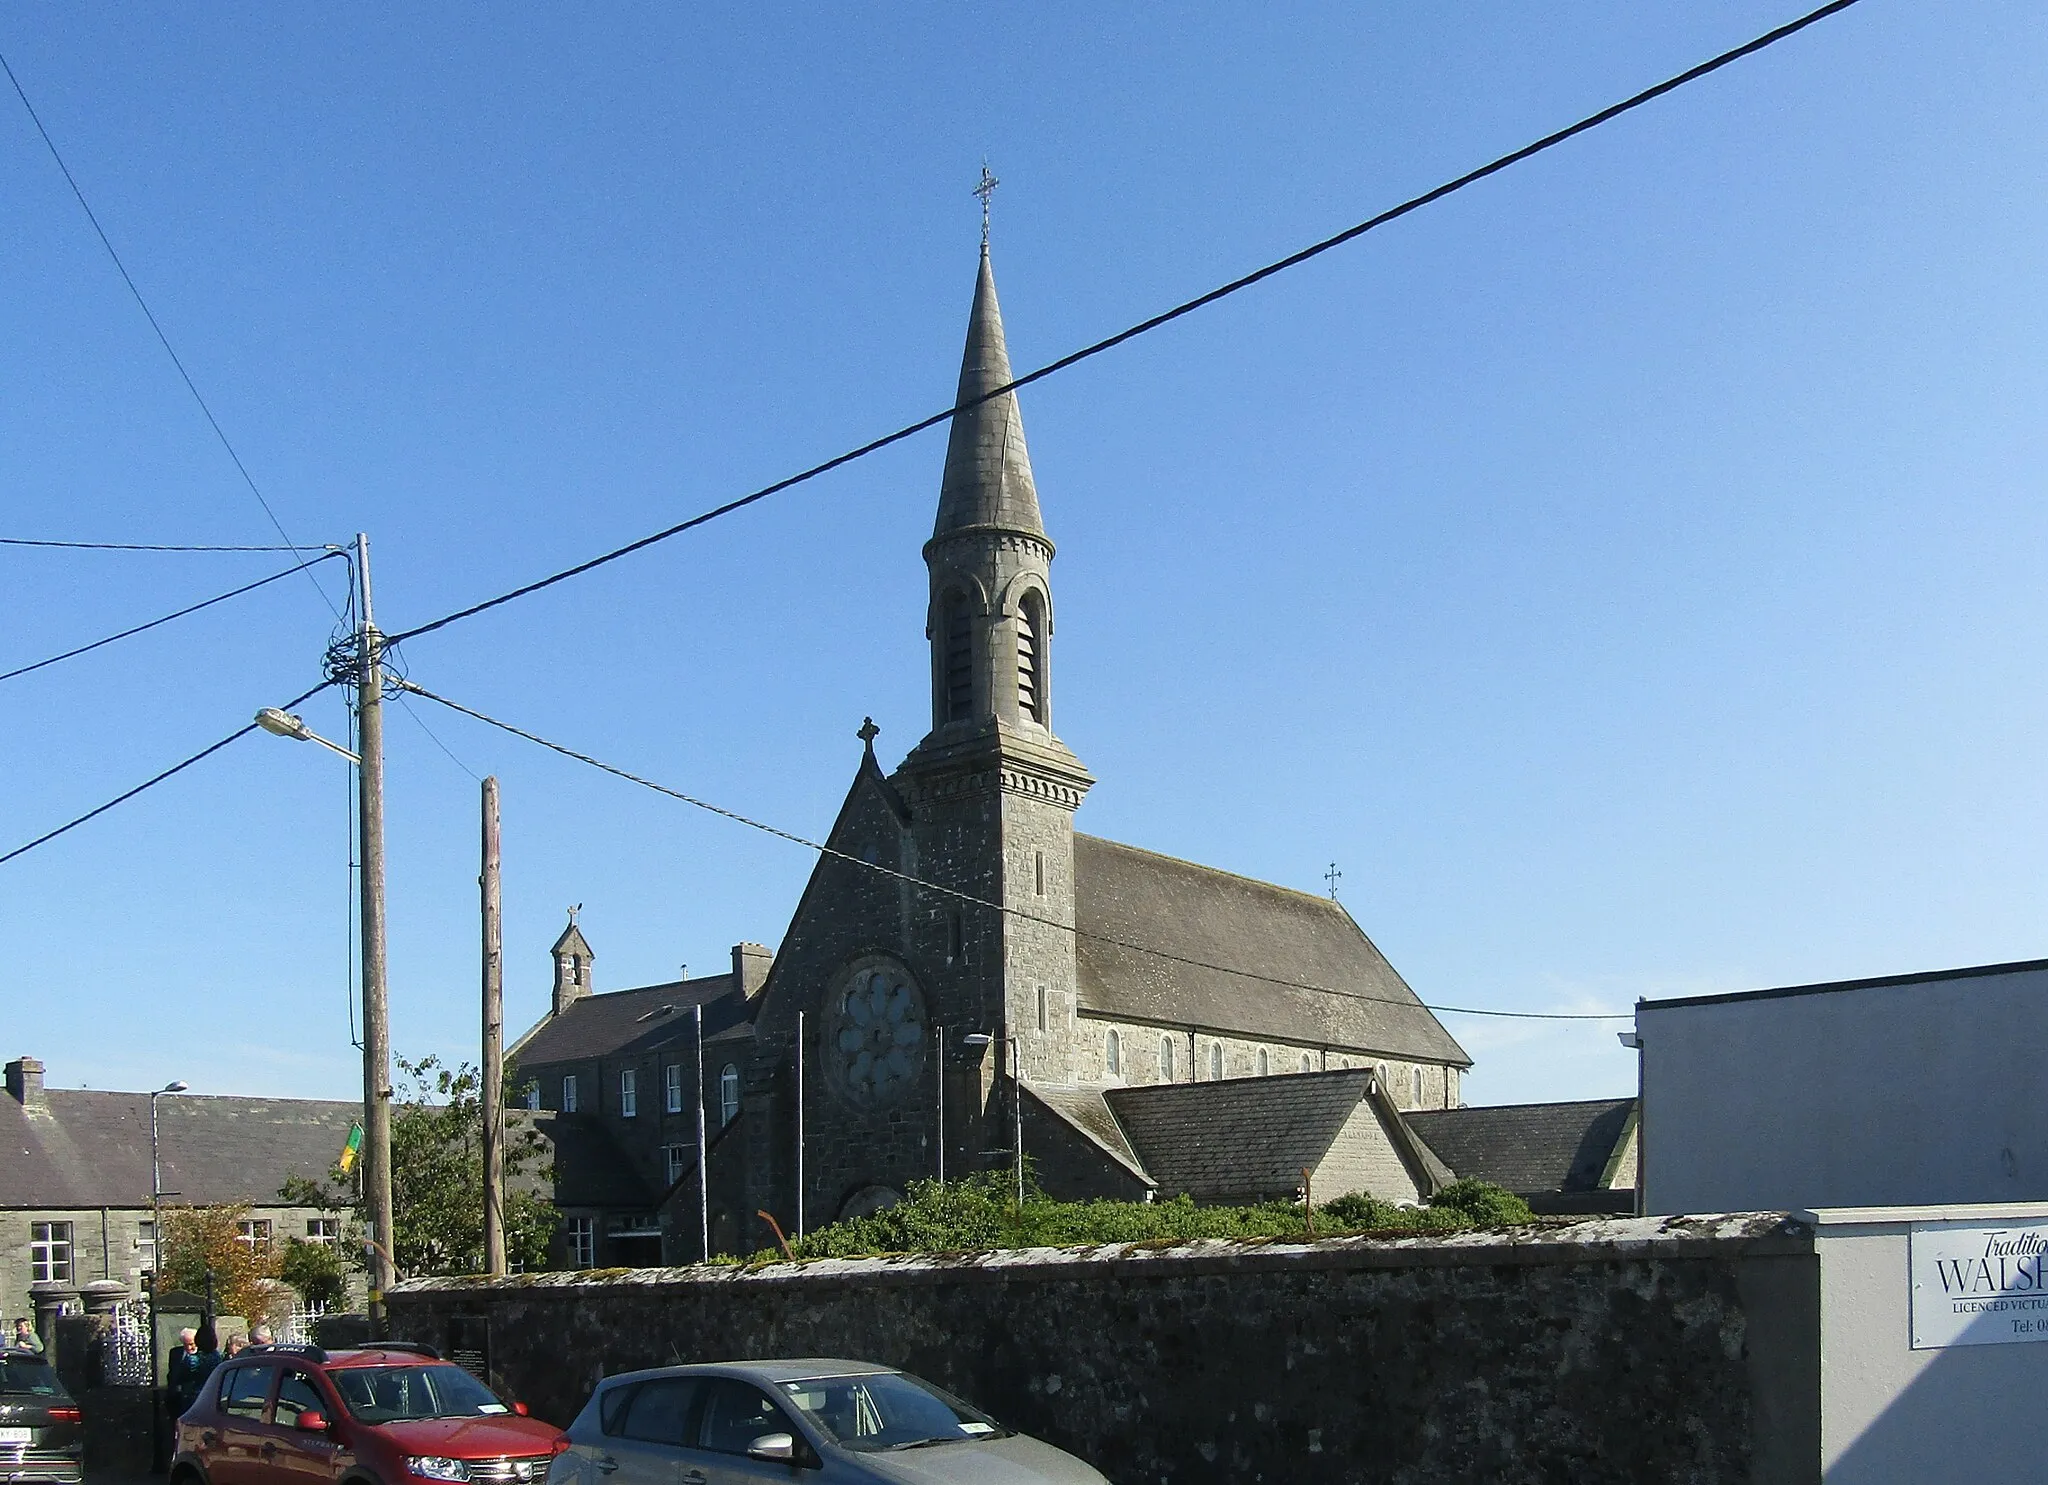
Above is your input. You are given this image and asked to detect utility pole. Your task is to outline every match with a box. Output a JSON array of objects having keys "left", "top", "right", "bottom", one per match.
[
  {"left": 354, "top": 532, "right": 395, "bottom": 1332},
  {"left": 481, "top": 776, "right": 505, "bottom": 1277},
  {"left": 694, "top": 1004, "right": 709, "bottom": 1262},
  {"left": 935, "top": 1025, "right": 945, "bottom": 1185},
  {"left": 794, "top": 1011, "right": 805, "bottom": 1240}
]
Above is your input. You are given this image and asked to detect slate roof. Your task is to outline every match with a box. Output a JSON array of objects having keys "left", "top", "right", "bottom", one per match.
[
  {"left": 1105, "top": 1069, "right": 1435, "bottom": 1204},
  {"left": 1073, "top": 836, "right": 1470, "bottom": 1067},
  {"left": 1025, "top": 1084, "right": 1152, "bottom": 1186},
  {"left": 1405, "top": 1098, "right": 1636, "bottom": 1199},
  {"left": 934, "top": 246, "right": 1042, "bottom": 540},
  {"left": 512, "top": 975, "right": 755, "bottom": 1067},
  {"left": 0, "top": 1089, "right": 359, "bottom": 1210}
]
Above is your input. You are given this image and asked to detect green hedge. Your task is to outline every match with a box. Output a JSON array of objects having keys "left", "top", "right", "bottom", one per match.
[{"left": 744, "top": 1173, "right": 1534, "bottom": 1262}]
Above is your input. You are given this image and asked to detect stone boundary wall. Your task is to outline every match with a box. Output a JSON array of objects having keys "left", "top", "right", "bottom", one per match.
[{"left": 391, "top": 1213, "right": 1820, "bottom": 1485}]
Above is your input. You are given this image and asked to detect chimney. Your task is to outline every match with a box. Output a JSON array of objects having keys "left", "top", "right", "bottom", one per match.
[
  {"left": 6, "top": 1056, "right": 45, "bottom": 1109},
  {"left": 732, "top": 943, "right": 773, "bottom": 999}
]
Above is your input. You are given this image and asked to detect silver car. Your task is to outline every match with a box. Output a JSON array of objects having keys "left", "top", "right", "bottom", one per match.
[{"left": 548, "top": 1359, "right": 1107, "bottom": 1485}]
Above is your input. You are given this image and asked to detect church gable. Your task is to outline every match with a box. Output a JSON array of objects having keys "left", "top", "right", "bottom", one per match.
[{"left": 1073, "top": 835, "right": 1471, "bottom": 1068}]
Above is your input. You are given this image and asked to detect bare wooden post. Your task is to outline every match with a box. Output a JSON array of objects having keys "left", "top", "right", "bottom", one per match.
[
  {"left": 355, "top": 534, "right": 395, "bottom": 1333},
  {"left": 481, "top": 775, "right": 506, "bottom": 1277}
]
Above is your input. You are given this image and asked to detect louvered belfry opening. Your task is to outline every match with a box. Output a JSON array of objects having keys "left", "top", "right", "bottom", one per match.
[
  {"left": 1017, "top": 591, "right": 1044, "bottom": 723},
  {"left": 943, "top": 590, "right": 974, "bottom": 721}
]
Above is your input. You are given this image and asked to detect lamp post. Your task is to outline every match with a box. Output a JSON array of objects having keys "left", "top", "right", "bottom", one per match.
[
  {"left": 963, "top": 1033, "right": 1023, "bottom": 1206},
  {"left": 148, "top": 1079, "right": 188, "bottom": 1470},
  {"left": 256, "top": 530, "right": 394, "bottom": 1336}
]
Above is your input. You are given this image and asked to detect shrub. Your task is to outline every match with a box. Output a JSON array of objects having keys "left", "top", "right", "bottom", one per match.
[{"left": 1426, "top": 1179, "right": 1534, "bottom": 1225}]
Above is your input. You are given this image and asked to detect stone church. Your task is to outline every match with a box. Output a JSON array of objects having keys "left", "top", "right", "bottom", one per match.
[{"left": 510, "top": 244, "right": 1478, "bottom": 1264}]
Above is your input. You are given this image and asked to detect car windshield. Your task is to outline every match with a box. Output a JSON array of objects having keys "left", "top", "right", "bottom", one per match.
[
  {"left": 776, "top": 1371, "right": 1008, "bottom": 1453},
  {"left": 0, "top": 1358, "right": 61, "bottom": 1396},
  {"left": 329, "top": 1365, "right": 510, "bottom": 1423}
]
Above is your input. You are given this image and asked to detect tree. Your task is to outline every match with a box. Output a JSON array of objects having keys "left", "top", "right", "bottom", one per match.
[
  {"left": 159, "top": 1202, "right": 282, "bottom": 1321},
  {"left": 283, "top": 1055, "right": 556, "bottom": 1278}
]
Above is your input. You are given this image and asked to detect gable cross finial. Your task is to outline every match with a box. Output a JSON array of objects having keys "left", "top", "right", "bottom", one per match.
[
  {"left": 857, "top": 716, "right": 880, "bottom": 749},
  {"left": 567, "top": 902, "right": 582, "bottom": 925},
  {"left": 974, "top": 161, "right": 999, "bottom": 248},
  {"left": 1324, "top": 863, "right": 1341, "bottom": 901}
]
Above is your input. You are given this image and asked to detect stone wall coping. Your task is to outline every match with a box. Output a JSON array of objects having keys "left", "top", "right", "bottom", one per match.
[
  {"left": 392, "top": 1212, "right": 1810, "bottom": 1298},
  {"left": 1795, "top": 1201, "right": 2048, "bottom": 1228}
]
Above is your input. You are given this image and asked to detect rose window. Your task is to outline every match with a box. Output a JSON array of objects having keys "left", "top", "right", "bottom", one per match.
[{"left": 830, "top": 966, "right": 927, "bottom": 1106}]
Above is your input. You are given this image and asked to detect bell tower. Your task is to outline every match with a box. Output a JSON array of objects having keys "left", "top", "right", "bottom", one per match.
[{"left": 895, "top": 239, "right": 1092, "bottom": 1089}]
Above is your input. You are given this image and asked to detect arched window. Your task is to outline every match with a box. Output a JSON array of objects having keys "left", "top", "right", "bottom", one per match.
[
  {"left": 942, "top": 591, "right": 974, "bottom": 722},
  {"left": 1413, "top": 1066, "right": 1424, "bottom": 1106},
  {"left": 1376, "top": 1062, "right": 1389, "bottom": 1093},
  {"left": 719, "top": 1064, "right": 740, "bottom": 1126},
  {"left": 1300, "top": 1053, "right": 1313, "bottom": 1074},
  {"left": 1208, "top": 1043, "right": 1223, "bottom": 1081},
  {"left": 1105, "top": 1029, "right": 1122, "bottom": 1076},
  {"left": 1160, "top": 1036, "right": 1176, "bottom": 1081},
  {"left": 1256, "top": 1049, "right": 1270, "bottom": 1077},
  {"left": 1017, "top": 591, "right": 1046, "bottom": 723}
]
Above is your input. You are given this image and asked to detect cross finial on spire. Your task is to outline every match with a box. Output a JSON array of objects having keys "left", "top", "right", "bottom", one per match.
[
  {"left": 567, "top": 902, "right": 582, "bottom": 925},
  {"left": 1324, "top": 863, "right": 1342, "bottom": 900},
  {"left": 857, "top": 716, "right": 880, "bottom": 750},
  {"left": 973, "top": 161, "right": 999, "bottom": 248}
]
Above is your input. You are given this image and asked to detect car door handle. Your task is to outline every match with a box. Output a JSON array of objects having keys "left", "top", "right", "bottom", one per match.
[{"left": 593, "top": 1457, "right": 619, "bottom": 1474}]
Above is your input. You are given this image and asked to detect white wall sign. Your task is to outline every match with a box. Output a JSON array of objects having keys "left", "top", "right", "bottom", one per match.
[{"left": 1911, "top": 1221, "right": 2048, "bottom": 1349}]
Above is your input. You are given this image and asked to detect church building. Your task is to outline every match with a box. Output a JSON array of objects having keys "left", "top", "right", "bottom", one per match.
[{"left": 510, "top": 242, "right": 1475, "bottom": 1264}]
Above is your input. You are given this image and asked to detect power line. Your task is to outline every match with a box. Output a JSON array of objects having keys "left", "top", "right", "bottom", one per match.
[
  {"left": 0, "top": 50, "right": 343, "bottom": 618},
  {"left": 0, "top": 679, "right": 336, "bottom": 867},
  {"left": 0, "top": 550, "right": 348, "bottom": 685},
  {"left": 383, "top": 0, "right": 1864, "bottom": 651},
  {"left": 0, "top": 537, "right": 312, "bottom": 552},
  {"left": 398, "top": 678, "right": 1629, "bottom": 1023}
]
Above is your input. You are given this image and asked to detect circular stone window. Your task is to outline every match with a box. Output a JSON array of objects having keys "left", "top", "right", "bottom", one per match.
[{"left": 826, "top": 961, "right": 928, "bottom": 1107}]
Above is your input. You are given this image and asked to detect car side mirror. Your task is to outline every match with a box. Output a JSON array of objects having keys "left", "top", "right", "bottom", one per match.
[
  {"left": 745, "top": 1433, "right": 794, "bottom": 1463},
  {"left": 295, "top": 1412, "right": 330, "bottom": 1433}
]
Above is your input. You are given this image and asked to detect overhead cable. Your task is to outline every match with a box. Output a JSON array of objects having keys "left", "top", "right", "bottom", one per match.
[
  {"left": 0, "top": 537, "right": 313, "bottom": 552},
  {"left": 383, "top": 0, "right": 1865, "bottom": 651},
  {"left": 0, "top": 549, "right": 349, "bottom": 686},
  {"left": 0, "top": 679, "right": 337, "bottom": 867},
  {"left": 399, "top": 678, "right": 1629, "bottom": 1023},
  {"left": 0, "top": 51, "right": 342, "bottom": 617}
]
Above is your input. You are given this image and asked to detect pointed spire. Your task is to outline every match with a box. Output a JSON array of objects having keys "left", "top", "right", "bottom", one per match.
[{"left": 933, "top": 247, "right": 1044, "bottom": 539}]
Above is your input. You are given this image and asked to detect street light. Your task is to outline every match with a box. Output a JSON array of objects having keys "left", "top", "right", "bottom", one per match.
[
  {"left": 257, "top": 531, "right": 394, "bottom": 1337},
  {"left": 149, "top": 1079, "right": 188, "bottom": 1470},
  {"left": 963, "top": 1033, "right": 1024, "bottom": 1206}
]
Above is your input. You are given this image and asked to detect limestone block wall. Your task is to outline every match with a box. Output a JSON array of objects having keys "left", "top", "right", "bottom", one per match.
[
  {"left": 390, "top": 1213, "right": 1819, "bottom": 1485},
  {"left": 1071, "top": 1015, "right": 1461, "bottom": 1110}
]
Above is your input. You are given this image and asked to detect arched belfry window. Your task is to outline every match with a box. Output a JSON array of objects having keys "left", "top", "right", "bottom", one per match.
[
  {"left": 942, "top": 591, "right": 974, "bottom": 722},
  {"left": 1016, "top": 591, "right": 1046, "bottom": 724}
]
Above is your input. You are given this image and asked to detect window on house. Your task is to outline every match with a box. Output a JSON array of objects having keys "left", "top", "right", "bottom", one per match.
[
  {"left": 621, "top": 1069, "right": 639, "bottom": 1118},
  {"left": 1300, "top": 1053, "right": 1314, "bottom": 1074},
  {"left": 942, "top": 591, "right": 974, "bottom": 722},
  {"left": 1413, "top": 1066, "right": 1425, "bottom": 1106},
  {"left": 1208, "top": 1043, "right": 1223, "bottom": 1081},
  {"left": 1017, "top": 591, "right": 1046, "bottom": 723},
  {"left": 524, "top": 1082, "right": 541, "bottom": 1111},
  {"left": 305, "top": 1218, "right": 340, "bottom": 1245},
  {"left": 1160, "top": 1036, "right": 1175, "bottom": 1081},
  {"left": 664, "top": 1146, "right": 689, "bottom": 1185},
  {"left": 947, "top": 911, "right": 964, "bottom": 965},
  {"left": 1105, "top": 1029, "right": 1121, "bottom": 1076},
  {"left": 563, "top": 1075, "right": 580, "bottom": 1113},
  {"left": 1036, "top": 985, "right": 1049, "bottom": 1033},
  {"left": 1257, "top": 1049, "right": 1270, "bottom": 1077},
  {"left": 1376, "top": 1063, "right": 1389, "bottom": 1092},
  {"left": 719, "top": 1064, "right": 741, "bottom": 1126},
  {"left": 664, "top": 1063, "right": 684, "bottom": 1114},
  {"left": 30, "top": 1222, "right": 72, "bottom": 1283},
  {"left": 136, "top": 1219, "right": 156, "bottom": 1271},
  {"left": 567, "top": 1216, "right": 596, "bottom": 1268},
  {"left": 236, "top": 1219, "right": 273, "bottom": 1254},
  {"left": 1034, "top": 850, "right": 1045, "bottom": 896}
]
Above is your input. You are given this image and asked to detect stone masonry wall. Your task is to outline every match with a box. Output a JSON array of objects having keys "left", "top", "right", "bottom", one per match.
[
  {"left": 1073, "top": 1018, "right": 1461, "bottom": 1111},
  {"left": 391, "top": 1213, "right": 1817, "bottom": 1485}
]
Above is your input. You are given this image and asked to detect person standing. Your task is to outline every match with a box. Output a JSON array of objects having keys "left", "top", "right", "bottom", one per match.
[
  {"left": 165, "top": 1329, "right": 203, "bottom": 1417},
  {"left": 8, "top": 1318, "right": 40, "bottom": 1353}
]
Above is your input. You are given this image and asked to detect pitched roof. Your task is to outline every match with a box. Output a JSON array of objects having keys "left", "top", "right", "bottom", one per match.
[
  {"left": 1405, "top": 1098, "right": 1636, "bottom": 1198},
  {"left": 513, "top": 975, "right": 756, "bottom": 1066},
  {"left": 1105, "top": 1069, "right": 1421, "bottom": 1204},
  {"left": 932, "top": 247, "right": 1043, "bottom": 540},
  {"left": 0, "top": 1089, "right": 358, "bottom": 1210},
  {"left": 1025, "top": 1084, "right": 1152, "bottom": 1187},
  {"left": 1073, "top": 835, "right": 1470, "bottom": 1066}
]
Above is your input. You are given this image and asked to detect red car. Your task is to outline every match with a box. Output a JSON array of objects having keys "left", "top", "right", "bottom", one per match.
[{"left": 172, "top": 1342, "right": 565, "bottom": 1485}]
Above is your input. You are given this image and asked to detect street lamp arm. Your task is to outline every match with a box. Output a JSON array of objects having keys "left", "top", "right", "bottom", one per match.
[{"left": 254, "top": 708, "right": 360, "bottom": 763}]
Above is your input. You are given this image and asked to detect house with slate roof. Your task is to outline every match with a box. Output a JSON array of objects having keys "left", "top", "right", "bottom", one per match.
[
  {"left": 0, "top": 1056, "right": 356, "bottom": 1318},
  {"left": 1405, "top": 1097, "right": 1639, "bottom": 1215},
  {"left": 510, "top": 242, "right": 1485, "bottom": 1264}
]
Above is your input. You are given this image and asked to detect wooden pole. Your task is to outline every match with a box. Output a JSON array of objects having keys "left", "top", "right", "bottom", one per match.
[
  {"left": 355, "top": 533, "right": 395, "bottom": 1334},
  {"left": 481, "top": 776, "right": 505, "bottom": 1277}
]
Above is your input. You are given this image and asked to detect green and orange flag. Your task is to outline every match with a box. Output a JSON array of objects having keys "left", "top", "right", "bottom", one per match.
[{"left": 337, "top": 1122, "right": 364, "bottom": 1175}]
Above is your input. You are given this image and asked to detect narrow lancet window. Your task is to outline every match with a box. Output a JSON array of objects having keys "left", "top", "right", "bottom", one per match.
[
  {"left": 1016, "top": 591, "right": 1045, "bottom": 723},
  {"left": 943, "top": 591, "right": 974, "bottom": 721}
]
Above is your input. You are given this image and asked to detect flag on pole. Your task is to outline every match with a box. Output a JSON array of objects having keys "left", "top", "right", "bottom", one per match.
[{"left": 338, "top": 1123, "right": 364, "bottom": 1174}]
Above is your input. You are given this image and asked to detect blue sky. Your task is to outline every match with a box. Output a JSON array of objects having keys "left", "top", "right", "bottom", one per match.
[{"left": 3, "top": 3, "right": 2042, "bottom": 1108}]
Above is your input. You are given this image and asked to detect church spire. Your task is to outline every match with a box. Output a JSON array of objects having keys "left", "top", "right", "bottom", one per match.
[{"left": 932, "top": 245, "right": 1043, "bottom": 540}]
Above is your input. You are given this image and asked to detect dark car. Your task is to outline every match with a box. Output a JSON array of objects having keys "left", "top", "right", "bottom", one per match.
[
  {"left": 0, "top": 1348, "right": 82, "bottom": 1485},
  {"left": 172, "top": 1342, "right": 565, "bottom": 1485}
]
